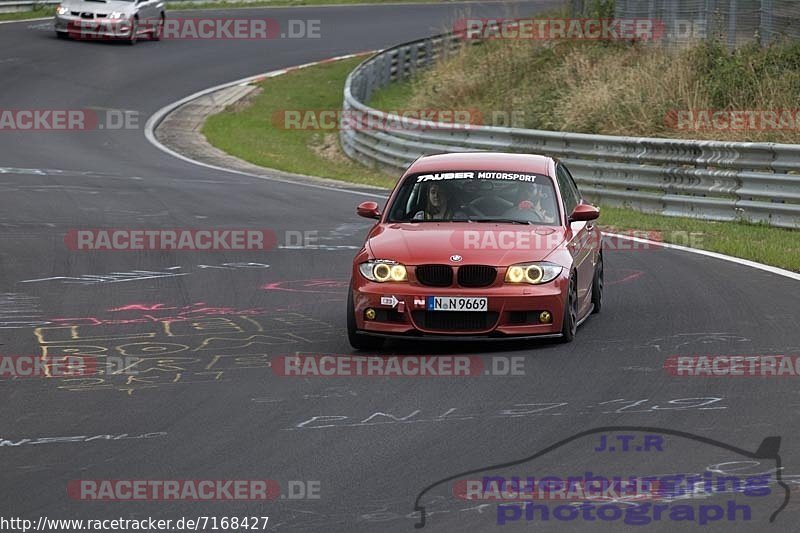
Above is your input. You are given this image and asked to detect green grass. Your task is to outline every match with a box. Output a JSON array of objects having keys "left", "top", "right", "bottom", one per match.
[
  {"left": 598, "top": 206, "right": 800, "bottom": 272},
  {"left": 365, "top": 78, "right": 413, "bottom": 110},
  {"left": 203, "top": 56, "right": 799, "bottom": 271},
  {"left": 203, "top": 56, "right": 397, "bottom": 188},
  {"left": 0, "top": 7, "right": 54, "bottom": 21}
]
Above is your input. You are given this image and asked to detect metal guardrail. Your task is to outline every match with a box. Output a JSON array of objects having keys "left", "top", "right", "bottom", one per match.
[
  {"left": 341, "top": 33, "right": 800, "bottom": 229},
  {"left": 0, "top": 0, "right": 57, "bottom": 14}
]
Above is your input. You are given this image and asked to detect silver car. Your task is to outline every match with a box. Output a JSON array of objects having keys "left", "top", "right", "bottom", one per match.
[{"left": 54, "top": 0, "right": 165, "bottom": 44}]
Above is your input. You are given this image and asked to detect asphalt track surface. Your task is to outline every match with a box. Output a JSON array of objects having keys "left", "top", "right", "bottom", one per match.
[{"left": 1, "top": 2, "right": 799, "bottom": 532}]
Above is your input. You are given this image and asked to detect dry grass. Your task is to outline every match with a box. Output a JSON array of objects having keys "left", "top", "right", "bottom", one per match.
[{"left": 396, "top": 39, "right": 800, "bottom": 143}]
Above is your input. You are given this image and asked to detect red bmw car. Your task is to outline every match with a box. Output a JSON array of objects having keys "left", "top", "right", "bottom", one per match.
[{"left": 347, "top": 152, "right": 602, "bottom": 349}]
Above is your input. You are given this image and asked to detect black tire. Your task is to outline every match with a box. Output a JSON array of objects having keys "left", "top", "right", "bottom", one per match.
[
  {"left": 347, "top": 284, "right": 384, "bottom": 351},
  {"left": 151, "top": 15, "right": 164, "bottom": 41},
  {"left": 559, "top": 274, "right": 577, "bottom": 343},
  {"left": 591, "top": 251, "right": 603, "bottom": 314},
  {"left": 127, "top": 17, "right": 138, "bottom": 45},
  {"left": 56, "top": 31, "right": 69, "bottom": 40}
]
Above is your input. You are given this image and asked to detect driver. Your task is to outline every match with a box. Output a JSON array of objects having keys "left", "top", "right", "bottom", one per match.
[
  {"left": 506, "top": 181, "right": 557, "bottom": 223},
  {"left": 413, "top": 182, "right": 453, "bottom": 220}
]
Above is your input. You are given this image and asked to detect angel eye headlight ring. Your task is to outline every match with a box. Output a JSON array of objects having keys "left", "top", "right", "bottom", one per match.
[{"left": 504, "top": 262, "right": 561, "bottom": 285}]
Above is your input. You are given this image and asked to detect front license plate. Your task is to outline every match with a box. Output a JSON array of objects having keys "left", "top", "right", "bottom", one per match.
[{"left": 426, "top": 296, "right": 487, "bottom": 312}]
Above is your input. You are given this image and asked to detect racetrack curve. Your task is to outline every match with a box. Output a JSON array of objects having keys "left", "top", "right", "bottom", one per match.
[{"left": 1, "top": 3, "right": 799, "bottom": 531}]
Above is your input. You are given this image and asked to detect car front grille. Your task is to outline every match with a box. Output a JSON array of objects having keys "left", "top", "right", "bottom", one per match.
[
  {"left": 412, "top": 311, "right": 498, "bottom": 332},
  {"left": 80, "top": 12, "right": 94, "bottom": 19},
  {"left": 415, "top": 264, "right": 453, "bottom": 287},
  {"left": 457, "top": 265, "right": 497, "bottom": 287}
]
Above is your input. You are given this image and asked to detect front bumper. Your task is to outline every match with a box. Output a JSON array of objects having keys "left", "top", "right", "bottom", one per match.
[
  {"left": 55, "top": 16, "right": 133, "bottom": 38},
  {"left": 351, "top": 274, "right": 568, "bottom": 338}
]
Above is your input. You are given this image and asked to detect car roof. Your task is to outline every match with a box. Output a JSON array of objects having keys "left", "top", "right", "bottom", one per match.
[{"left": 404, "top": 152, "right": 555, "bottom": 176}]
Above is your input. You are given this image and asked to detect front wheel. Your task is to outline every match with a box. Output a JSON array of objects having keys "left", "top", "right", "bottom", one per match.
[
  {"left": 559, "top": 274, "right": 577, "bottom": 343},
  {"left": 151, "top": 15, "right": 164, "bottom": 41},
  {"left": 347, "top": 284, "right": 384, "bottom": 350},
  {"left": 591, "top": 251, "right": 603, "bottom": 314},
  {"left": 56, "top": 31, "right": 69, "bottom": 40},
  {"left": 127, "top": 18, "right": 138, "bottom": 45}
]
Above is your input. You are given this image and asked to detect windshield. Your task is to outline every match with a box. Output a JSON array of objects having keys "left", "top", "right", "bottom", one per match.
[{"left": 387, "top": 170, "right": 561, "bottom": 225}]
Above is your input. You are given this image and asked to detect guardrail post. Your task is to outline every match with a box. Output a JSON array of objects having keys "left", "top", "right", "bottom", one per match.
[
  {"left": 727, "top": 0, "right": 737, "bottom": 49},
  {"left": 423, "top": 38, "right": 433, "bottom": 68},
  {"left": 407, "top": 44, "right": 416, "bottom": 79},
  {"left": 759, "top": 0, "right": 773, "bottom": 46}
]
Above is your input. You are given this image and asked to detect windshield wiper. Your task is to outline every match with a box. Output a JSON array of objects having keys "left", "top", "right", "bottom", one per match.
[
  {"left": 473, "top": 218, "right": 533, "bottom": 225},
  {"left": 393, "top": 218, "right": 534, "bottom": 224},
  {"left": 392, "top": 219, "right": 447, "bottom": 223}
]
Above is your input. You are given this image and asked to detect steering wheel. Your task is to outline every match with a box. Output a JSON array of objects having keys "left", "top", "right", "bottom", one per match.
[
  {"left": 503, "top": 206, "right": 540, "bottom": 222},
  {"left": 466, "top": 198, "right": 489, "bottom": 218},
  {"left": 467, "top": 196, "right": 514, "bottom": 218}
]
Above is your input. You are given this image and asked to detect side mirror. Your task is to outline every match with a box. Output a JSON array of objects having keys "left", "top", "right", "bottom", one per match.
[
  {"left": 357, "top": 201, "right": 381, "bottom": 220},
  {"left": 569, "top": 203, "right": 600, "bottom": 222}
]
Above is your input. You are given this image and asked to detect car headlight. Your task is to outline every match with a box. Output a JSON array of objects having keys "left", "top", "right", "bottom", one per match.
[
  {"left": 504, "top": 262, "right": 562, "bottom": 284},
  {"left": 359, "top": 261, "right": 408, "bottom": 282},
  {"left": 56, "top": 5, "right": 69, "bottom": 15},
  {"left": 109, "top": 11, "right": 126, "bottom": 19}
]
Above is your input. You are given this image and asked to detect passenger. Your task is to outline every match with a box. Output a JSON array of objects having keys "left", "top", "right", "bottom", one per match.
[{"left": 413, "top": 182, "right": 453, "bottom": 220}]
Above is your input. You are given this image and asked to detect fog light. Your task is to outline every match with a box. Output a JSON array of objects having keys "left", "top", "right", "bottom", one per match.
[
  {"left": 539, "top": 311, "right": 552, "bottom": 323},
  {"left": 365, "top": 308, "right": 376, "bottom": 320}
]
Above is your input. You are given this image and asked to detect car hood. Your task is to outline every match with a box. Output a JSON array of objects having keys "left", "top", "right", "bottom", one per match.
[
  {"left": 61, "top": 0, "right": 137, "bottom": 13},
  {"left": 366, "top": 223, "right": 567, "bottom": 266}
]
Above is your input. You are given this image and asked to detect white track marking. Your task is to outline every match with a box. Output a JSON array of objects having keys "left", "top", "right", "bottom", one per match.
[{"left": 603, "top": 232, "right": 800, "bottom": 282}]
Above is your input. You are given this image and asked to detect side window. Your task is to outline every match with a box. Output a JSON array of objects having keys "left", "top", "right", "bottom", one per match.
[
  {"left": 556, "top": 165, "right": 578, "bottom": 219},
  {"left": 561, "top": 164, "right": 582, "bottom": 203}
]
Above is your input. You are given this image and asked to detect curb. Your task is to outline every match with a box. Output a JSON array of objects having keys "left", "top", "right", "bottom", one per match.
[{"left": 144, "top": 51, "right": 387, "bottom": 198}]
